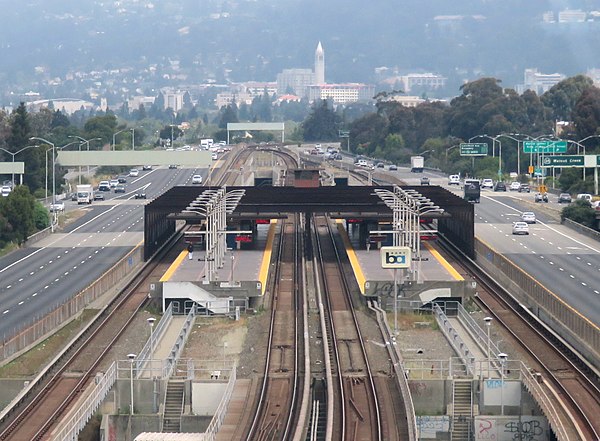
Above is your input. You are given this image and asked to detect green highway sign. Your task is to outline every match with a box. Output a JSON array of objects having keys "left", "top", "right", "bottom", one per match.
[
  {"left": 460, "top": 143, "right": 488, "bottom": 156},
  {"left": 523, "top": 140, "right": 567, "bottom": 153},
  {"left": 540, "top": 155, "right": 584, "bottom": 167}
]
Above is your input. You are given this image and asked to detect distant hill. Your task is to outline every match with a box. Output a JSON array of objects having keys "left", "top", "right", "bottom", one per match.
[{"left": 1, "top": 0, "right": 599, "bottom": 93}]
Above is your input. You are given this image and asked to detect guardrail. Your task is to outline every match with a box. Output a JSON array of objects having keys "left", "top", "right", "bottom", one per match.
[
  {"left": 52, "top": 362, "right": 117, "bottom": 441},
  {"left": 1, "top": 246, "right": 144, "bottom": 363}
]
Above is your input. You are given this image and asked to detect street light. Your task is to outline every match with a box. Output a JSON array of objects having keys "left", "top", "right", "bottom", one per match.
[
  {"left": 68, "top": 136, "right": 102, "bottom": 184},
  {"left": 127, "top": 353, "right": 136, "bottom": 414},
  {"left": 445, "top": 144, "right": 459, "bottom": 161},
  {"left": 498, "top": 352, "right": 507, "bottom": 415},
  {"left": 131, "top": 127, "right": 143, "bottom": 150},
  {"left": 483, "top": 317, "right": 492, "bottom": 378},
  {"left": 30, "top": 137, "right": 57, "bottom": 231},
  {"left": 112, "top": 128, "right": 128, "bottom": 151},
  {"left": 0, "top": 145, "right": 39, "bottom": 186}
]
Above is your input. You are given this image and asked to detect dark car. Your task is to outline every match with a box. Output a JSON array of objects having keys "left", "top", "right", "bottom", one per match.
[
  {"left": 494, "top": 182, "right": 507, "bottom": 191},
  {"left": 134, "top": 192, "right": 146, "bottom": 199},
  {"left": 114, "top": 184, "right": 126, "bottom": 193},
  {"left": 518, "top": 184, "right": 530, "bottom": 193},
  {"left": 558, "top": 193, "right": 572, "bottom": 203},
  {"left": 117, "top": 176, "right": 127, "bottom": 184},
  {"left": 142, "top": 165, "right": 153, "bottom": 171},
  {"left": 389, "top": 164, "right": 398, "bottom": 171},
  {"left": 376, "top": 162, "right": 385, "bottom": 168},
  {"left": 169, "top": 164, "right": 178, "bottom": 169},
  {"left": 70, "top": 192, "right": 77, "bottom": 201},
  {"left": 333, "top": 153, "right": 343, "bottom": 160}
]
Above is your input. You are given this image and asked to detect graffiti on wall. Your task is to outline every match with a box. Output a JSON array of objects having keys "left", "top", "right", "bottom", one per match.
[
  {"left": 417, "top": 415, "right": 450, "bottom": 439},
  {"left": 475, "top": 416, "right": 548, "bottom": 441}
]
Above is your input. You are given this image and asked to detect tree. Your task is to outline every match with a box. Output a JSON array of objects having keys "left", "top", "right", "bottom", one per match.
[
  {"left": 561, "top": 199, "right": 596, "bottom": 229},
  {"left": 7, "top": 103, "right": 44, "bottom": 192},
  {"left": 218, "top": 104, "right": 239, "bottom": 129},
  {"left": 83, "top": 114, "right": 118, "bottom": 145},
  {"left": 301, "top": 100, "right": 341, "bottom": 142},
  {"left": 0, "top": 185, "right": 36, "bottom": 244},
  {"left": 541, "top": 75, "right": 594, "bottom": 121},
  {"left": 572, "top": 86, "right": 600, "bottom": 143}
]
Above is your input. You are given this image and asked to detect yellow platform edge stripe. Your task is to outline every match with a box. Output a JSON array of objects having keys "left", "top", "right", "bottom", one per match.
[
  {"left": 336, "top": 220, "right": 366, "bottom": 295},
  {"left": 160, "top": 250, "right": 188, "bottom": 282},
  {"left": 477, "top": 237, "right": 600, "bottom": 332},
  {"left": 423, "top": 241, "right": 464, "bottom": 281},
  {"left": 258, "top": 220, "right": 277, "bottom": 295}
]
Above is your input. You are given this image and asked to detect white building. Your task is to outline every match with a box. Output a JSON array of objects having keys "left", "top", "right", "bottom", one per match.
[
  {"left": 128, "top": 96, "right": 155, "bottom": 110},
  {"left": 27, "top": 98, "right": 95, "bottom": 115},
  {"left": 307, "top": 83, "right": 375, "bottom": 104},
  {"left": 516, "top": 69, "right": 565, "bottom": 95},
  {"left": 161, "top": 89, "right": 185, "bottom": 112},
  {"left": 383, "top": 95, "right": 426, "bottom": 107},
  {"left": 558, "top": 9, "right": 586, "bottom": 22},
  {"left": 399, "top": 73, "right": 447, "bottom": 92}
]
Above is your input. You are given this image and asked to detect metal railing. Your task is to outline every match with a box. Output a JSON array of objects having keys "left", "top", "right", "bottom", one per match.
[
  {"left": 52, "top": 362, "right": 117, "bottom": 441},
  {"left": 164, "top": 307, "right": 196, "bottom": 378},
  {"left": 136, "top": 303, "right": 173, "bottom": 378},
  {"left": 203, "top": 365, "right": 237, "bottom": 441},
  {"left": 432, "top": 303, "right": 476, "bottom": 376}
]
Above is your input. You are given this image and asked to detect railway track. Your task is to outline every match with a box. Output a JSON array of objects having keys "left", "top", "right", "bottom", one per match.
[
  {"left": 0, "top": 233, "right": 183, "bottom": 440},
  {"left": 245, "top": 216, "right": 303, "bottom": 440},
  {"left": 313, "top": 215, "right": 384, "bottom": 440}
]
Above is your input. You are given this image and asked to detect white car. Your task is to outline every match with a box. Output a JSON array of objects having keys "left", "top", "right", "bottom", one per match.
[
  {"left": 481, "top": 178, "right": 494, "bottom": 189},
  {"left": 512, "top": 221, "right": 529, "bottom": 235},
  {"left": 192, "top": 174, "right": 203, "bottom": 184},
  {"left": 509, "top": 181, "right": 521, "bottom": 191},
  {"left": 49, "top": 202, "right": 65, "bottom": 212},
  {"left": 521, "top": 212, "right": 536, "bottom": 224},
  {"left": 448, "top": 175, "right": 460, "bottom": 185},
  {"left": 129, "top": 168, "right": 139, "bottom": 177}
]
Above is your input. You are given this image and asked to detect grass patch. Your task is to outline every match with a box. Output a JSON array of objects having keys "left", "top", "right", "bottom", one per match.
[
  {"left": 0, "top": 242, "right": 19, "bottom": 258},
  {"left": 0, "top": 309, "right": 99, "bottom": 378}
]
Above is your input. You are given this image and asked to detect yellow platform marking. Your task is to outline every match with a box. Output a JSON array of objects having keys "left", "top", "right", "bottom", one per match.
[
  {"left": 423, "top": 241, "right": 464, "bottom": 281},
  {"left": 258, "top": 220, "right": 277, "bottom": 295},
  {"left": 478, "top": 238, "right": 600, "bottom": 331},
  {"left": 160, "top": 250, "right": 188, "bottom": 282},
  {"left": 336, "top": 220, "right": 366, "bottom": 295}
]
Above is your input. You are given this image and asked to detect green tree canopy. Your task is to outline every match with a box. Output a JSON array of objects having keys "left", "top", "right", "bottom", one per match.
[{"left": 301, "top": 100, "right": 341, "bottom": 142}]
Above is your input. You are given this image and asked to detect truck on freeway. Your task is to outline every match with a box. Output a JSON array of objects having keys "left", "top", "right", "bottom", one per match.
[
  {"left": 76, "top": 184, "right": 94, "bottom": 204},
  {"left": 410, "top": 155, "right": 424, "bottom": 173},
  {"left": 463, "top": 179, "right": 481, "bottom": 203}
]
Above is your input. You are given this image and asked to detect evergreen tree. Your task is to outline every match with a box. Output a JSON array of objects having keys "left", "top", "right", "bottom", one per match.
[{"left": 301, "top": 100, "right": 340, "bottom": 142}]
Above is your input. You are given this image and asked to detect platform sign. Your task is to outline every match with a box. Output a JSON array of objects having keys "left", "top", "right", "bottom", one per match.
[
  {"left": 523, "top": 140, "right": 567, "bottom": 153},
  {"left": 460, "top": 143, "right": 488, "bottom": 156},
  {"left": 540, "top": 155, "right": 584, "bottom": 167},
  {"left": 381, "top": 246, "right": 411, "bottom": 269}
]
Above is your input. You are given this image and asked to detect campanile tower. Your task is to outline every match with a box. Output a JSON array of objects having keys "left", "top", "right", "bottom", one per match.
[{"left": 315, "top": 41, "right": 325, "bottom": 84}]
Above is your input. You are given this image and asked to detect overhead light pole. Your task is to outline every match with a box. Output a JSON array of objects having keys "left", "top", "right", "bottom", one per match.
[
  {"left": 483, "top": 317, "right": 492, "bottom": 378},
  {"left": 498, "top": 353, "right": 507, "bottom": 416},
  {"left": 68, "top": 136, "right": 101, "bottom": 184},
  {"left": 112, "top": 128, "right": 128, "bottom": 151},
  {"left": 0, "top": 145, "right": 39, "bottom": 186}
]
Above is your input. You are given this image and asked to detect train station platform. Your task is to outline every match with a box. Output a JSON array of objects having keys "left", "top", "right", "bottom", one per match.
[{"left": 154, "top": 219, "right": 474, "bottom": 315}]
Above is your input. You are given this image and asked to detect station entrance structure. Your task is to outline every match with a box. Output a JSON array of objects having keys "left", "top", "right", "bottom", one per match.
[{"left": 144, "top": 185, "right": 475, "bottom": 263}]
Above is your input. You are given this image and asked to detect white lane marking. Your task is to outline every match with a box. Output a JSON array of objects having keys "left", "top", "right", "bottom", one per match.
[
  {"left": 18, "top": 278, "right": 23, "bottom": 282},
  {"left": 3, "top": 310, "right": 8, "bottom": 314},
  {"left": 582, "top": 282, "right": 587, "bottom": 286},
  {"left": 0, "top": 203, "right": 122, "bottom": 274},
  {"left": 485, "top": 196, "right": 600, "bottom": 253},
  {"left": 18, "top": 301, "right": 23, "bottom": 305}
]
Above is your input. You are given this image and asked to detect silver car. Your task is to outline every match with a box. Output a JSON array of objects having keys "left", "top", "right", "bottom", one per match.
[
  {"left": 512, "top": 221, "right": 529, "bottom": 235},
  {"left": 521, "top": 212, "right": 536, "bottom": 224}
]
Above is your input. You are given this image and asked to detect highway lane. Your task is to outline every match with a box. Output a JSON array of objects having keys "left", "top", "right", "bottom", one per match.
[
  {"left": 381, "top": 168, "right": 600, "bottom": 326},
  {"left": 0, "top": 166, "right": 208, "bottom": 339}
]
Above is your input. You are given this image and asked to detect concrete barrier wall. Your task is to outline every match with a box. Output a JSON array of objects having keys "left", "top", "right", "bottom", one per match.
[
  {"left": 475, "top": 239, "right": 599, "bottom": 371},
  {"left": 0, "top": 246, "right": 144, "bottom": 363}
]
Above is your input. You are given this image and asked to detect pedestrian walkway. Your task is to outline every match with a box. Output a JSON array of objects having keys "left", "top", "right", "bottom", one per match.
[
  {"left": 215, "top": 378, "right": 255, "bottom": 441},
  {"left": 141, "top": 316, "right": 188, "bottom": 378},
  {"left": 447, "top": 317, "right": 498, "bottom": 378}
]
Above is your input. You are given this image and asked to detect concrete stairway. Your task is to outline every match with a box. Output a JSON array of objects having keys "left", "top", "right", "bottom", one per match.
[
  {"left": 162, "top": 380, "right": 184, "bottom": 433},
  {"left": 451, "top": 380, "right": 472, "bottom": 441}
]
